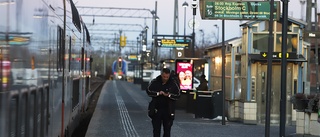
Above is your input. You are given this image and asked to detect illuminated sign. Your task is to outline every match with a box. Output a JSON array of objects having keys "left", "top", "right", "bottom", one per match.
[
  {"left": 176, "top": 60, "right": 193, "bottom": 90},
  {"left": 0, "top": 36, "right": 30, "bottom": 45},
  {"left": 128, "top": 55, "right": 138, "bottom": 60},
  {"left": 260, "top": 52, "right": 297, "bottom": 59},
  {"left": 156, "top": 39, "right": 190, "bottom": 48},
  {"left": 200, "top": 1, "right": 280, "bottom": 20},
  {"left": 175, "top": 48, "right": 185, "bottom": 58},
  {"left": 303, "top": 31, "right": 320, "bottom": 38}
]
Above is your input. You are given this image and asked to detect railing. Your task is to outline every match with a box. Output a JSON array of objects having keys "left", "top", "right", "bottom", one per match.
[{"left": 0, "top": 84, "right": 49, "bottom": 137}]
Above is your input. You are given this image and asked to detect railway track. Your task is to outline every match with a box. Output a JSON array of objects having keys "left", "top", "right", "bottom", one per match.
[{"left": 72, "top": 77, "right": 106, "bottom": 137}]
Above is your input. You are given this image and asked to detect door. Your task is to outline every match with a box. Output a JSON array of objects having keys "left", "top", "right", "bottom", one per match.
[{"left": 256, "top": 63, "right": 293, "bottom": 124}]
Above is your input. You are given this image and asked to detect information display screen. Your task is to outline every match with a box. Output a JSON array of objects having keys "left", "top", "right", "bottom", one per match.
[
  {"left": 156, "top": 39, "right": 190, "bottom": 48},
  {"left": 176, "top": 61, "right": 193, "bottom": 90},
  {"left": 200, "top": 1, "right": 280, "bottom": 20}
]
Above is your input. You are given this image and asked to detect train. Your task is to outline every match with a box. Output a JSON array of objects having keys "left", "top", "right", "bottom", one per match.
[
  {"left": 0, "top": 0, "right": 93, "bottom": 137},
  {"left": 112, "top": 57, "right": 128, "bottom": 80}
]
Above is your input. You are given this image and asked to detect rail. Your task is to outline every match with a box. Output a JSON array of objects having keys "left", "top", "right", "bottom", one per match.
[{"left": 0, "top": 84, "right": 49, "bottom": 137}]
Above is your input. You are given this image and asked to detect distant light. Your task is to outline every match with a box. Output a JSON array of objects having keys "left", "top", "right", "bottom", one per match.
[
  {"left": 142, "top": 45, "right": 147, "bottom": 51},
  {"left": 33, "top": 15, "right": 43, "bottom": 18},
  {"left": 0, "top": 1, "right": 15, "bottom": 6},
  {"left": 182, "top": 1, "right": 189, "bottom": 8},
  {"left": 214, "top": 57, "right": 222, "bottom": 64}
]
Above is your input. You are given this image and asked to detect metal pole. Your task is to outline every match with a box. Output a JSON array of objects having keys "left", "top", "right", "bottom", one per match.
[
  {"left": 137, "top": 37, "right": 139, "bottom": 55},
  {"left": 143, "top": 27, "right": 148, "bottom": 64},
  {"left": 217, "top": 26, "right": 219, "bottom": 43},
  {"left": 119, "top": 30, "right": 122, "bottom": 55},
  {"left": 280, "top": 0, "right": 289, "bottom": 136},
  {"left": 183, "top": 1, "right": 188, "bottom": 38},
  {"left": 139, "top": 33, "right": 142, "bottom": 81},
  {"left": 61, "top": 1, "right": 66, "bottom": 136},
  {"left": 306, "top": 0, "right": 312, "bottom": 94},
  {"left": 314, "top": 0, "right": 319, "bottom": 93},
  {"left": 173, "top": 0, "right": 178, "bottom": 36},
  {"left": 192, "top": 15, "right": 195, "bottom": 57},
  {"left": 104, "top": 45, "right": 106, "bottom": 76},
  {"left": 202, "top": 30, "right": 204, "bottom": 47},
  {"left": 145, "top": 27, "right": 148, "bottom": 52},
  {"left": 114, "top": 33, "right": 117, "bottom": 53},
  {"left": 214, "top": 25, "right": 219, "bottom": 43},
  {"left": 151, "top": 11, "right": 155, "bottom": 69},
  {"left": 265, "top": 0, "right": 275, "bottom": 136},
  {"left": 199, "top": 29, "right": 205, "bottom": 55},
  {"left": 154, "top": 1, "right": 158, "bottom": 65},
  {"left": 191, "top": 0, "right": 196, "bottom": 57},
  {"left": 140, "top": 33, "right": 143, "bottom": 53},
  {"left": 222, "top": 19, "right": 226, "bottom": 125}
]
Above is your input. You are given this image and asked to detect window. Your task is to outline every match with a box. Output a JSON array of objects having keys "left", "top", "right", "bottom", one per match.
[
  {"left": 274, "top": 34, "right": 298, "bottom": 52},
  {"left": 252, "top": 34, "right": 268, "bottom": 52},
  {"left": 69, "top": 36, "right": 71, "bottom": 72},
  {"left": 57, "top": 26, "right": 64, "bottom": 71},
  {"left": 252, "top": 33, "right": 298, "bottom": 53}
]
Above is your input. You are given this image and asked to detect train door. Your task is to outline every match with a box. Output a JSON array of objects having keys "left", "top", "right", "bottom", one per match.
[{"left": 256, "top": 63, "right": 293, "bottom": 124}]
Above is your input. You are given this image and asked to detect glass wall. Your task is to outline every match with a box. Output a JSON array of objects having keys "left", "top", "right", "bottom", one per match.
[{"left": 252, "top": 33, "right": 298, "bottom": 53}]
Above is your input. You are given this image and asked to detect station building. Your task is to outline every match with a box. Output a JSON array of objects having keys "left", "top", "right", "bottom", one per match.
[{"left": 205, "top": 16, "right": 309, "bottom": 125}]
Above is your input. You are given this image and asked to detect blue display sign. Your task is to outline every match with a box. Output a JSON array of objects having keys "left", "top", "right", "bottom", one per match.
[{"left": 156, "top": 39, "right": 190, "bottom": 48}]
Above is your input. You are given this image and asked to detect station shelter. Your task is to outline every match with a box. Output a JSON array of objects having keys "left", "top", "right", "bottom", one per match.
[{"left": 205, "top": 16, "right": 309, "bottom": 125}]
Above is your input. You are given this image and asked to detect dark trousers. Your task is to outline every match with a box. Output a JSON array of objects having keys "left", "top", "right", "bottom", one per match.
[{"left": 152, "top": 108, "right": 173, "bottom": 137}]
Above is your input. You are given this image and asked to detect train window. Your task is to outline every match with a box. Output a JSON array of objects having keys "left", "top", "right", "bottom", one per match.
[
  {"left": 81, "top": 47, "right": 84, "bottom": 71},
  {"left": 12, "top": 59, "right": 24, "bottom": 68},
  {"left": 69, "top": 36, "right": 71, "bottom": 72},
  {"left": 57, "top": 26, "right": 64, "bottom": 72}
]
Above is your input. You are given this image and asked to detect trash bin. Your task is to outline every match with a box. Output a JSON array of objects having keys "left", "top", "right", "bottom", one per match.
[
  {"left": 195, "top": 91, "right": 214, "bottom": 119},
  {"left": 186, "top": 90, "right": 196, "bottom": 113},
  {"left": 212, "top": 90, "right": 223, "bottom": 118},
  {"left": 133, "top": 77, "right": 139, "bottom": 84},
  {"left": 176, "top": 91, "right": 187, "bottom": 110}
]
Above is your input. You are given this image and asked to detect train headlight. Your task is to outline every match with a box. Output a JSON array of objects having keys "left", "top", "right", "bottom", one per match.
[
  {"left": 118, "top": 75, "right": 122, "bottom": 79},
  {"left": 118, "top": 57, "right": 122, "bottom": 68}
]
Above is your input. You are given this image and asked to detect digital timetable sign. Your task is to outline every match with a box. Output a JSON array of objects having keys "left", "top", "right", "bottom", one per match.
[
  {"left": 156, "top": 39, "right": 191, "bottom": 48},
  {"left": 200, "top": 1, "right": 280, "bottom": 20}
]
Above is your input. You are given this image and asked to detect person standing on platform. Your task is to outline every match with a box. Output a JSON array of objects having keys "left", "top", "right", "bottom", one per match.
[
  {"left": 196, "top": 74, "right": 208, "bottom": 91},
  {"left": 146, "top": 68, "right": 180, "bottom": 137}
]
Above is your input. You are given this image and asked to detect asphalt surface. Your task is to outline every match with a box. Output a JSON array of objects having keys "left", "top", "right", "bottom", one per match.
[{"left": 84, "top": 80, "right": 305, "bottom": 137}]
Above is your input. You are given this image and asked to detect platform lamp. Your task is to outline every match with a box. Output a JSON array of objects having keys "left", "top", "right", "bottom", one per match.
[
  {"left": 182, "top": 1, "right": 188, "bottom": 38},
  {"left": 191, "top": 0, "right": 197, "bottom": 57},
  {"left": 214, "top": 24, "right": 219, "bottom": 43}
]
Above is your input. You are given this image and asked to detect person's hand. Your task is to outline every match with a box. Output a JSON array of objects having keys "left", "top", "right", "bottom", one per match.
[
  {"left": 162, "top": 92, "right": 169, "bottom": 97},
  {"left": 159, "top": 91, "right": 164, "bottom": 95},
  {"left": 159, "top": 91, "right": 169, "bottom": 97}
]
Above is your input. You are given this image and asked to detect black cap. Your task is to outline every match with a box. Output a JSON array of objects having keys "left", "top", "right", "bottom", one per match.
[{"left": 162, "top": 68, "right": 171, "bottom": 74}]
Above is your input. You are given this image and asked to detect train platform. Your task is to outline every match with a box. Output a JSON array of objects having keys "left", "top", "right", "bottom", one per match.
[{"left": 85, "top": 80, "right": 302, "bottom": 137}]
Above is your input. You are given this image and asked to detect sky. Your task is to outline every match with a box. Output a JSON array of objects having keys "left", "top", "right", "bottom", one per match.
[{"left": 75, "top": 0, "right": 311, "bottom": 52}]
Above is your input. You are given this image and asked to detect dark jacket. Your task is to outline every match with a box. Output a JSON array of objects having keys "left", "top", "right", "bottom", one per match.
[
  {"left": 146, "top": 75, "right": 180, "bottom": 113},
  {"left": 196, "top": 78, "right": 208, "bottom": 91}
]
